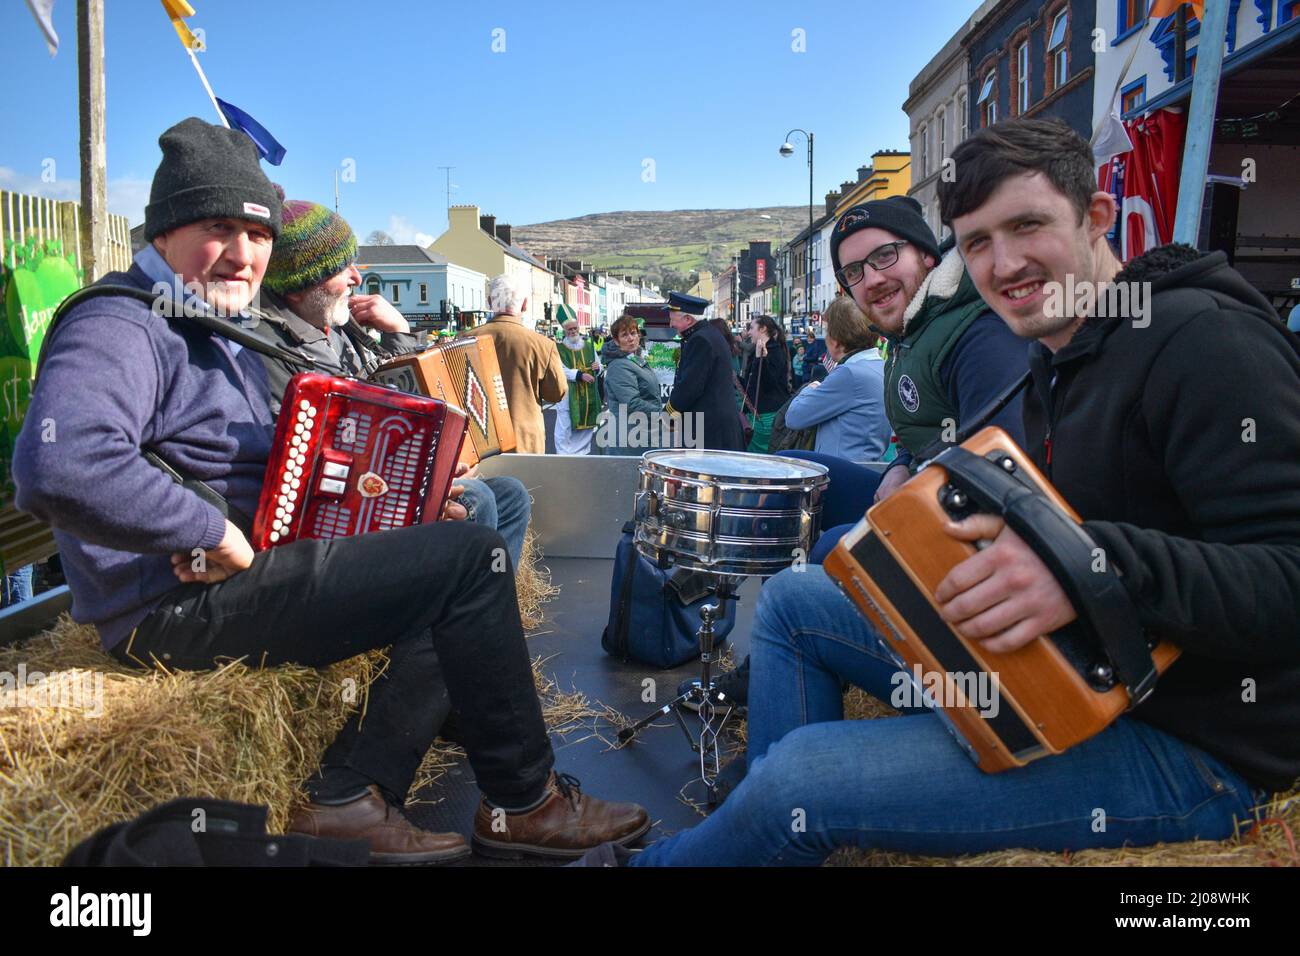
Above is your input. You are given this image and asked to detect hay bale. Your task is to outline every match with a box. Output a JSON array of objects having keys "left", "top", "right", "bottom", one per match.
[
  {"left": 0, "top": 546, "right": 559, "bottom": 867},
  {"left": 0, "top": 617, "right": 384, "bottom": 867}
]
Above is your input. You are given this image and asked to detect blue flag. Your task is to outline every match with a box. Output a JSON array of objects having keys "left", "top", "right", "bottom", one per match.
[{"left": 215, "top": 98, "right": 287, "bottom": 166}]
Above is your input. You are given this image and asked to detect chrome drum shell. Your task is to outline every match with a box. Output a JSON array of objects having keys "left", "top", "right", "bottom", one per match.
[{"left": 634, "top": 450, "right": 830, "bottom": 576}]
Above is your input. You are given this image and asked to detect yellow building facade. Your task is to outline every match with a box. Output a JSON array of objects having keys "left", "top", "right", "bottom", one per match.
[
  {"left": 835, "top": 150, "right": 912, "bottom": 217},
  {"left": 429, "top": 204, "right": 553, "bottom": 328}
]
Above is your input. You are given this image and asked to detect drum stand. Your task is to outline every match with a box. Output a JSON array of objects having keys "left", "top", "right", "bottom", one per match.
[{"left": 617, "top": 578, "right": 739, "bottom": 806}]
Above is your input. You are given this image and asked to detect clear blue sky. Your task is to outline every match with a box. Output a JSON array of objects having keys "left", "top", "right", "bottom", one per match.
[{"left": 1, "top": 0, "right": 976, "bottom": 245}]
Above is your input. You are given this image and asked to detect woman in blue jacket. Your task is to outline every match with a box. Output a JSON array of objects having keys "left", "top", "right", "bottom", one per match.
[
  {"left": 785, "top": 295, "right": 891, "bottom": 462},
  {"left": 599, "top": 314, "right": 664, "bottom": 456}
]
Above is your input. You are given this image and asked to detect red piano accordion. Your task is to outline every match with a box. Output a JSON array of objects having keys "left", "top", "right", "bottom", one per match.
[
  {"left": 369, "top": 337, "right": 515, "bottom": 468},
  {"left": 824, "top": 427, "right": 1179, "bottom": 773},
  {"left": 251, "top": 373, "right": 467, "bottom": 551}
]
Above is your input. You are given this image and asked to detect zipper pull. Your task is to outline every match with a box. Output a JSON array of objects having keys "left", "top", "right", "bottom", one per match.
[{"left": 1044, "top": 435, "right": 1053, "bottom": 466}]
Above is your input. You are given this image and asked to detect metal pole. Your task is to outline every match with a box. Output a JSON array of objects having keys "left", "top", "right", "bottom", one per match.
[
  {"left": 77, "top": 0, "right": 108, "bottom": 282},
  {"left": 807, "top": 133, "right": 814, "bottom": 323},
  {"left": 1172, "top": 0, "right": 1231, "bottom": 245}
]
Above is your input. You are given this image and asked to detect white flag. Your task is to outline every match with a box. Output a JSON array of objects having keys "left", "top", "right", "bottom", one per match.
[
  {"left": 25, "top": 0, "right": 59, "bottom": 55},
  {"left": 1092, "top": 90, "right": 1134, "bottom": 169}
]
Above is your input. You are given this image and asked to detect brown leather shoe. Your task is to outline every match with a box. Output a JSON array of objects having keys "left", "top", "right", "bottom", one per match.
[
  {"left": 288, "top": 786, "right": 470, "bottom": 866},
  {"left": 471, "top": 772, "right": 651, "bottom": 860}
]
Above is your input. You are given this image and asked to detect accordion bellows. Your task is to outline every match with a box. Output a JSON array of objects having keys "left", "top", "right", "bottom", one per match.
[{"left": 251, "top": 373, "right": 467, "bottom": 550}]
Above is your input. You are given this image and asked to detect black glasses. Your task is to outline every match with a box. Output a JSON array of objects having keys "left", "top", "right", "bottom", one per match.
[{"left": 835, "top": 240, "right": 908, "bottom": 288}]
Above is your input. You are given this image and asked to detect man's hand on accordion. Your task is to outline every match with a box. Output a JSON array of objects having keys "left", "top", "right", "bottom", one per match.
[
  {"left": 934, "top": 514, "right": 1078, "bottom": 654},
  {"left": 441, "top": 461, "right": 479, "bottom": 521},
  {"left": 171, "top": 520, "right": 255, "bottom": 584}
]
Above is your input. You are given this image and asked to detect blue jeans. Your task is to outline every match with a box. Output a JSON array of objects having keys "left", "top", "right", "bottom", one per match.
[
  {"left": 1, "top": 564, "right": 34, "bottom": 608},
  {"left": 457, "top": 476, "right": 531, "bottom": 569},
  {"left": 779, "top": 452, "right": 881, "bottom": 563},
  {"left": 631, "top": 567, "right": 1263, "bottom": 866},
  {"left": 780, "top": 451, "right": 881, "bottom": 532}
]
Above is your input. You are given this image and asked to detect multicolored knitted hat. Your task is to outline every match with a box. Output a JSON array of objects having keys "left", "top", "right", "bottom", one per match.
[{"left": 263, "top": 200, "right": 357, "bottom": 295}]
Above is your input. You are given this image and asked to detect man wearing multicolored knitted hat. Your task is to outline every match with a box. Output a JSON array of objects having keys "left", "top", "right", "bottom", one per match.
[
  {"left": 257, "top": 199, "right": 417, "bottom": 413},
  {"left": 255, "top": 199, "right": 533, "bottom": 567}
]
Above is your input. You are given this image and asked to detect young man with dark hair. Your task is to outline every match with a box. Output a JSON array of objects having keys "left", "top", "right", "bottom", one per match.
[
  {"left": 15, "top": 118, "right": 648, "bottom": 865},
  {"left": 607, "top": 117, "right": 1300, "bottom": 867}
]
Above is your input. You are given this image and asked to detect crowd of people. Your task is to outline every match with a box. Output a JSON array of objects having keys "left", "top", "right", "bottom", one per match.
[{"left": 11, "top": 113, "right": 1300, "bottom": 868}]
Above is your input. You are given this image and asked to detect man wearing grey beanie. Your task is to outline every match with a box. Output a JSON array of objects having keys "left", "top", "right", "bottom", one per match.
[{"left": 15, "top": 118, "right": 649, "bottom": 864}]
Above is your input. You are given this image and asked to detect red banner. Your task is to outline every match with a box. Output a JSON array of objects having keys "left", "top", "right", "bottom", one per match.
[{"left": 1098, "top": 108, "right": 1187, "bottom": 262}]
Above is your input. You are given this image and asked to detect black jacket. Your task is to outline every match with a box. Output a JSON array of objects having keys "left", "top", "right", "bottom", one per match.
[
  {"left": 668, "top": 320, "right": 746, "bottom": 451},
  {"left": 741, "top": 339, "right": 792, "bottom": 414},
  {"left": 1022, "top": 245, "right": 1300, "bottom": 792}
]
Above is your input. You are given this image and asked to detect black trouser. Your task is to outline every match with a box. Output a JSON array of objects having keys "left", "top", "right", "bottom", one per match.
[{"left": 110, "top": 522, "right": 553, "bottom": 808}]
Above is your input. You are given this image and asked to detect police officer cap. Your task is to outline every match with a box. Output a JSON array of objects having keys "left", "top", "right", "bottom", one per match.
[{"left": 667, "top": 291, "right": 709, "bottom": 315}]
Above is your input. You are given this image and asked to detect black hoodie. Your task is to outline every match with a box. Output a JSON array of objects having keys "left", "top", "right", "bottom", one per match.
[{"left": 1021, "top": 245, "right": 1300, "bottom": 793}]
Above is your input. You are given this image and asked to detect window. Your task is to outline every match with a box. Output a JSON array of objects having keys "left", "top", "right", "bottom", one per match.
[
  {"left": 936, "top": 109, "right": 946, "bottom": 165},
  {"left": 1120, "top": 77, "right": 1146, "bottom": 115},
  {"left": 391, "top": 284, "right": 400, "bottom": 305},
  {"left": 1282, "top": 0, "right": 1300, "bottom": 23},
  {"left": 419, "top": 282, "right": 428, "bottom": 304},
  {"left": 977, "top": 68, "right": 998, "bottom": 127},
  {"left": 365, "top": 276, "right": 381, "bottom": 296},
  {"left": 958, "top": 93, "right": 968, "bottom": 142},
  {"left": 1016, "top": 42, "right": 1030, "bottom": 113},
  {"left": 918, "top": 123, "right": 928, "bottom": 177},
  {"left": 1118, "top": 0, "right": 1149, "bottom": 37},
  {"left": 1049, "top": 11, "right": 1069, "bottom": 90}
]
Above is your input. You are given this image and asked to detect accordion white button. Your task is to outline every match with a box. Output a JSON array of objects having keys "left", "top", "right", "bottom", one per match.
[
  {"left": 269, "top": 530, "right": 281, "bottom": 543},
  {"left": 294, "top": 423, "right": 305, "bottom": 435},
  {"left": 290, "top": 478, "right": 301, "bottom": 490},
  {"left": 297, "top": 411, "right": 307, "bottom": 423},
  {"left": 291, "top": 465, "right": 303, "bottom": 478},
  {"left": 319, "top": 477, "right": 347, "bottom": 495},
  {"left": 275, "top": 507, "right": 285, "bottom": 519},
  {"left": 280, "top": 482, "right": 290, "bottom": 494},
  {"left": 288, "top": 490, "right": 298, "bottom": 502},
  {"left": 299, "top": 400, "right": 309, "bottom": 411},
  {"left": 306, "top": 406, "right": 317, "bottom": 418},
  {"left": 322, "top": 461, "right": 349, "bottom": 479},
  {"left": 272, "top": 519, "right": 283, "bottom": 532}
]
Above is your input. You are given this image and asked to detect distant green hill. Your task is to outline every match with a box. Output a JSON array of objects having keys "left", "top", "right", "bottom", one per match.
[{"left": 512, "top": 206, "right": 809, "bottom": 283}]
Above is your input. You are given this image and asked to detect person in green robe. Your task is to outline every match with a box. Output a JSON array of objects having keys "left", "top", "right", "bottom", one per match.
[{"left": 554, "top": 316, "right": 602, "bottom": 454}]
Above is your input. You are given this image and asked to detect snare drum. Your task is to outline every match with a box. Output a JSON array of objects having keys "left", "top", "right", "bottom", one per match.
[{"left": 634, "top": 450, "right": 830, "bottom": 576}]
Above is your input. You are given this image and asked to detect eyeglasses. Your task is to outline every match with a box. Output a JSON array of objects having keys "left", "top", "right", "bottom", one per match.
[{"left": 834, "top": 240, "right": 908, "bottom": 288}]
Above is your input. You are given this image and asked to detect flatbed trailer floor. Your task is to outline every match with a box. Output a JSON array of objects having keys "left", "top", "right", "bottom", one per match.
[{"left": 404, "top": 557, "right": 761, "bottom": 866}]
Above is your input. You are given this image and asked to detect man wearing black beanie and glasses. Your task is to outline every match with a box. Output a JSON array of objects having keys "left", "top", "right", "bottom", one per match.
[{"left": 830, "top": 195, "right": 1029, "bottom": 505}]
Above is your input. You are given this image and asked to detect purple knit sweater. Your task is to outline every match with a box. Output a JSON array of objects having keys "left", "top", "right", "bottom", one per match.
[{"left": 14, "top": 265, "right": 274, "bottom": 648}]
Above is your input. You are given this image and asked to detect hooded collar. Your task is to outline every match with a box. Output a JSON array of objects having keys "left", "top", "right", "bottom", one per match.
[{"left": 898, "top": 247, "right": 967, "bottom": 337}]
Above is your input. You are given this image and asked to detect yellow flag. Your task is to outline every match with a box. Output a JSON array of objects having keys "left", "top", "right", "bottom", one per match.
[
  {"left": 160, "top": 0, "right": 202, "bottom": 51},
  {"left": 1150, "top": 0, "right": 1206, "bottom": 19}
]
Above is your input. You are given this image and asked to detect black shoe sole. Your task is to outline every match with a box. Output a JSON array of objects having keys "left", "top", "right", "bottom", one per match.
[{"left": 470, "top": 818, "right": 652, "bottom": 861}]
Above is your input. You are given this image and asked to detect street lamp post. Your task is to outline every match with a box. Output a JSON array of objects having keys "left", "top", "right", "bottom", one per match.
[
  {"left": 780, "top": 129, "right": 814, "bottom": 326},
  {"left": 759, "top": 213, "right": 786, "bottom": 330}
]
